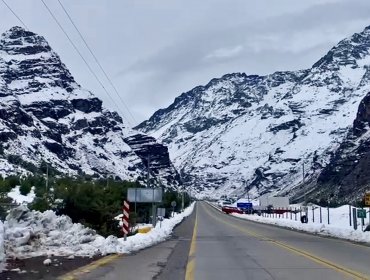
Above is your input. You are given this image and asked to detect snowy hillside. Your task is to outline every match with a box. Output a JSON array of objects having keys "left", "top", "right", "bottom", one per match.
[
  {"left": 311, "top": 91, "right": 370, "bottom": 203},
  {"left": 0, "top": 26, "right": 179, "bottom": 187},
  {"left": 137, "top": 25, "right": 370, "bottom": 200}
]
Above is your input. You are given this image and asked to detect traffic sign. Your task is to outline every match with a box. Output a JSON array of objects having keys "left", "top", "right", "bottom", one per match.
[
  {"left": 127, "top": 188, "right": 163, "bottom": 203},
  {"left": 171, "top": 201, "right": 177, "bottom": 207},
  {"left": 365, "top": 193, "right": 370, "bottom": 206},
  {"left": 357, "top": 209, "right": 367, "bottom": 219},
  {"left": 157, "top": 207, "right": 166, "bottom": 217},
  {"left": 237, "top": 202, "right": 253, "bottom": 209}
]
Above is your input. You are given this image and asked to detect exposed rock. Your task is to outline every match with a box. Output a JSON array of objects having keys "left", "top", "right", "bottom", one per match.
[
  {"left": 137, "top": 25, "right": 370, "bottom": 199},
  {"left": 312, "top": 92, "right": 370, "bottom": 203},
  {"left": 0, "top": 26, "right": 179, "bottom": 188}
]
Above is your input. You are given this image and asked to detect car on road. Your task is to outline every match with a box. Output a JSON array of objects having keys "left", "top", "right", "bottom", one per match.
[{"left": 221, "top": 206, "right": 244, "bottom": 214}]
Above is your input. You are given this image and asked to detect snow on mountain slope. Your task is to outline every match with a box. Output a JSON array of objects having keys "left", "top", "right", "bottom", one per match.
[
  {"left": 0, "top": 26, "right": 179, "bottom": 187},
  {"left": 137, "top": 25, "right": 370, "bottom": 199},
  {"left": 311, "top": 91, "right": 370, "bottom": 203}
]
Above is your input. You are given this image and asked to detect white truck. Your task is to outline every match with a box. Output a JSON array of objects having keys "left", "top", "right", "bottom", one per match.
[{"left": 259, "top": 196, "right": 289, "bottom": 208}]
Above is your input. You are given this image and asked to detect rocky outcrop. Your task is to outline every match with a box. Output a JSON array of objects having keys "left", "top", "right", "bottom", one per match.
[
  {"left": 137, "top": 25, "right": 370, "bottom": 199},
  {"left": 312, "top": 92, "right": 370, "bottom": 203},
  {"left": 0, "top": 26, "right": 179, "bottom": 188}
]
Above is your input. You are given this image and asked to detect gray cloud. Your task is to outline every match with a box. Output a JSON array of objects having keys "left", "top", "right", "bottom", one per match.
[{"left": 0, "top": 0, "right": 370, "bottom": 124}]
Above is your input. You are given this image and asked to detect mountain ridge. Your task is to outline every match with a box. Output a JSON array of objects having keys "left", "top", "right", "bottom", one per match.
[
  {"left": 137, "top": 25, "right": 370, "bottom": 201},
  {"left": 0, "top": 26, "right": 179, "bottom": 188}
]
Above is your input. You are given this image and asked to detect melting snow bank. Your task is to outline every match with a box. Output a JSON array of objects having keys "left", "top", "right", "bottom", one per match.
[
  {"left": 1, "top": 203, "right": 195, "bottom": 270},
  {"left": 231, "top": 205, "right": 370, "bottom": 244}
]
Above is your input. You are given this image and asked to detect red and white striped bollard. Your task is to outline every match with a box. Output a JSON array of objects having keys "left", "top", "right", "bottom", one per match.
[{"left": 122, "top": 200, "right": 130, "bottom": 241}]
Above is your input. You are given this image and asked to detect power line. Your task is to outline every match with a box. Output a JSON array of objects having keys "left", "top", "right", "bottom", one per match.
[
  {"left": 56, "top": 0, "right": 137, "bottom": 125},
  {"left": 39, "top": 0, "right": 131, "bottom": 125},
  {"left": 1, "top": 0, "right": 28, "bottom": 30}
]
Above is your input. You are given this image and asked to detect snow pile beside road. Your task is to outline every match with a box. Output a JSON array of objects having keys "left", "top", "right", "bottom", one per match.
[
  {"left": 2, "top": 203, "right": 195, "bottom": 266},
  {"left": 231, "top": 205, "right": 370, "bottom": 244},
  {"left": 4, "top": 205, "right": 101, "bottom": 259},
  {"left": 116, "top": 203, "right": 195, "bottom": 254}
]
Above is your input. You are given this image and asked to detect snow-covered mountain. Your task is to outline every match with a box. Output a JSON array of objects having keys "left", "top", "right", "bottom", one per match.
[
  {"left": 311, "top": 91, "right": 370, "bottom": 204},
  {"left": 137, "top": 25, "right": 370, "bottom": 200},
  {"left": 0, "top": 26, "right": 179, "bottom": 187}
]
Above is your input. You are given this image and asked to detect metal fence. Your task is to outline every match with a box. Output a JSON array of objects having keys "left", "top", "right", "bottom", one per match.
[{"left": 257, "top": 205, "right": 370, "bottom": 231}]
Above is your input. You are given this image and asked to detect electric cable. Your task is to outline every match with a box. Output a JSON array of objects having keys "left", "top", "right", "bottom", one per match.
[
  {"left": 40, "top": 0, "right": 131, "bottom": 125},
  {"left": 57, "top": 0, "right": 137, "bottom": 125},
  {"left": 1, "top": 0, "right": 28, "bottom": 30}
]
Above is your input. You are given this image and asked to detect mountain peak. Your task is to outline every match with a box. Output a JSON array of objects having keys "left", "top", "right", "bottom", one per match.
[
  {"left": 312, "top": 25, "right": 370, "bottom": 70},
  {"left": 138, "top": 24, "right": 370, "bottom": 200},
  {"left": 0, "top": 26, "right": 181, "bottom": 189},
  {"left": 0, "top": 26, "right": 51, "bottom": 56},
  {"left": 2, "top": 26, "right": 30, "bottom": 37},
  {"left": 0, "top": 26, "right": 77, "bottom": 93}
]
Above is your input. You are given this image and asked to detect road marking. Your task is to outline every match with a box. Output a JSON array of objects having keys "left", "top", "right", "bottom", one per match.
[
  {"left": 206, "top": 201, "right": 370, "bottom": 251},
  {"left": 58, "top": 254, "right": 122, "bottom": 280},
  {"left": 185, "top": 204, "right": 198, "bottom": 280},
  {"left": 203, "top": 203, "right": 369, "bottom": 280}
]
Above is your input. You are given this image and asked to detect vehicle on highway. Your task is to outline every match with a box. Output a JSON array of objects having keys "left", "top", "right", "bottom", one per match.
[
  {"left": 218, "top": 200, "right": 232, "bottom": 207},
  {"left": 221, "top": 206, "right": 244, "bottom": 214}
]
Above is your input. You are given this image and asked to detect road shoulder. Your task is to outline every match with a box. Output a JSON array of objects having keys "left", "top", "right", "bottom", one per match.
[{"left": 74, "top": 208, "right": 197, "bottom": 280}]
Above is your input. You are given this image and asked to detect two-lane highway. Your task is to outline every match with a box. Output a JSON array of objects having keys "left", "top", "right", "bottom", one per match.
[
  {"left": 186, "top": 202, "right": 370, "bottom": 280},
  {"left": 67, "top": 202, "right": 370, "bottom": 279}
]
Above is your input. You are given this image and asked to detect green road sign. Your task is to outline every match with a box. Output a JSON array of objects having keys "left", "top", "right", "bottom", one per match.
[{"left": 357, "top": 209, "right": 367, "bottom": 219}]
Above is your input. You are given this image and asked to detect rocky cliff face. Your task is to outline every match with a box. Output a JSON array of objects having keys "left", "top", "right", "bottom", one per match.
[
  {"left": 137, "top": 25, "right": 370, "bottom": 199},
  {"left": 0, "top": 26, "right": 179, "bottom": 188},
  {"left": 311, "top": 92, "right": 370, "bottom": 203}
]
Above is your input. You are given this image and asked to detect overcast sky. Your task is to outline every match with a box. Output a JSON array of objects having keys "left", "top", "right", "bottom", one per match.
[{"left": 1, "top": 0, "right": 370, "bottom": 126}]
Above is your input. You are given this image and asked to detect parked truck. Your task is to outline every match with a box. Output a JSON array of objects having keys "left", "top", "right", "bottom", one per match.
[{"left": 259, "top": 196, "right": 289, "bottom": 208}]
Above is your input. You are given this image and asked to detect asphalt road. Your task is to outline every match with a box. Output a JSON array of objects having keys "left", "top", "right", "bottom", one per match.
[
  {"left": 188, "top": 202, "right": 370, "bottom": 280},
  {"left": 70, "top": 208, "right": 196, "bottom": 280},
  {"left": 59, "top": 201, "right": 370, "bottom": 280}
]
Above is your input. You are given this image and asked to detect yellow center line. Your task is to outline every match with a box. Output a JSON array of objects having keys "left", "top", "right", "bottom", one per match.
[
  {"left": 207, "top": 201, "right": 370, "bottom": 251},
  {"left": 203, "top": 203, "right": 369, "bottom": 280},
  {"left": 58, "top": 254, "right": 123, "bottom": 280},
  {"left": 185, "top": 203, "right": 198, "bottom": 280}
]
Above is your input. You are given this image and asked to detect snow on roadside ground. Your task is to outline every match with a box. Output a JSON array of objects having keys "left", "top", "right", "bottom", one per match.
[
  {"left": 107, "top": 204, "right": 195, "bottom": 254},
  {"left": 7, "top": 186, "right": 36, "bottom": 204},
  {"left": 230, "top": 205, "right": 370, "bottom": 244},
  {"left": 2, "top": 203, "right": 195, "bottom": 270},
  {"left": 113, "top": 214, "right": 152, "bottom": 231}
]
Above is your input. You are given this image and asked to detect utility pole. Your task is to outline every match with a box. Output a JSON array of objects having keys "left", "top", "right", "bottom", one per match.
[
  {"left": 303, "top": 162, "right": 306, "bottom": 205},
  {"left": 179, "top": 170, "right": 184, "bottom": 212},
  {"left": 245, "top": 181, "right": 250, "bottom": 202},
  {"left": 148, "top": 155, "right": 156, "bottom": 227},
  {"left": 45, "top": 164, "right": 49, "bottom": 196},
  {"left": 181, "top": 192, "right": 184, "bottom": 212},
  {"left": 147, "top": 155, "right": 150, "bottom": 189}
]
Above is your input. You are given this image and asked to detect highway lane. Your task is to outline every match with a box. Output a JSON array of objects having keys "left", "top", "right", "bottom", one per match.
[
  {"left": 69, "top": 208, "right": 195, "bottom": 280},
  {"left": 61, "top": 202, "right": 370, "bottom": 280},
  {"left": 187, "top": 202, "right": 370, "bottom": 280}
]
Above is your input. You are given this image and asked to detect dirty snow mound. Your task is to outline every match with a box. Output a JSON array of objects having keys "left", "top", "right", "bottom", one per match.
[{"left": 2, "top": 203, "right": 195, "bottom": 264}]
